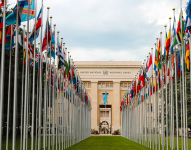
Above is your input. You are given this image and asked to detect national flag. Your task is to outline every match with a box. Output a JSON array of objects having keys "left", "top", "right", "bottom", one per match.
[
  {"left": 29, "top": 59, "right": 33, "bottom": 66},
  {"left": 6, "top": 0, "right": 34, "bottom": 26},
  {"left": 185, "top": 42, "right": 190, "bottom": 70},
  {"left": 166, "top": 29, "right": 170, "bottom": 59},
  {"left": 155, "top": 39, "right": 161, "bottom": 70},
  {"left": 29, "top": 8, "right": 42, "bottom": 43},
  {"left": 163, "top": 64, "right": 166, "bottom": 84},
  {"left": 167, "top": 61, "right": 169, "bottom": 83},
  {"left": 5, "top": 25, "right": 14, "bottom": 50},
  {"left": 171, "top": 16, "right": 176, "bottom": 54},
  {"left": 0, "top": 0, "right": 4, "bottom": 7},
  {"left": 173, "top": 12, "right": 185, "bottom": 46},
  {"left": 171, "top": 53, "right": 175, "bottom": 79},
  {"left": 13, "top": 28, "right": 22, "bottom": 46},
  {"left": 147, "top": 53, "right": 153, "bottom": 78},
  {"left": 177, "top": 50, "right": 181, "bottom": 77},
  {"left": 0, "top": 14, "right": 3, "bottom": 44},
  {"left": 164, "top": 32, "right": 167, "bottom": 60},
  {"left": 103, "top": 90, "right": 107, "bottom": 104},
  {"left": 42, "top": 21, "right": 51, "bottom": 51}
]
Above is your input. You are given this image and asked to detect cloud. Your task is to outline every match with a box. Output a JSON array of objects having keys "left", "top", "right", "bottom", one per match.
[{"left": 8, "top": 0, "right": 188, "bottom": 62}]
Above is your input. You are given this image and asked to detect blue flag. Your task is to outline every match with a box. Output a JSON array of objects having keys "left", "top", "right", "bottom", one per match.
[
  {"left": 6, "top": 0, "right": 35, "bottom": 26},
  {"left": 103, "top": 90, "right": 107, "bottom": 104}
]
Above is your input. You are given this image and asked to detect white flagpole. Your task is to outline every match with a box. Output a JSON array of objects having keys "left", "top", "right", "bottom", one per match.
[
  {"left": 35, "top": 43, "right": 40, "bottom": 150},
  {"left": 31, "top": 0, "right": 37, "bottom": 149},
  {"left": 10, "top": 0, "right": 19, "bottom": 149},
  {"left": 164, "top": 24, "right": 168, "bottom": 150},
  {"left": 154, "top": 43, "right": 157, "bottom": 150},
  {"left": 0, "top": 0, "right": 6, "bottom": 146},
  {"left": 61, "top": 39, "right": 64, "bottom": 150},
  {"left": 43, "top": 6, "right": 50, "bottom": 149},
  {"left": 56, "top": 31, "right": 60, "bottom": 150},
  {"left": 38, "top": 0, "right": 43, "bottom": 149},
  {"left": 6, "top": 24, "right": 13, "bottom": 150},
  {"left": 22, "top": 1, "right": 31, "bottom": 149},
  {"left": 20, "top": 24, "right": 25, "bottom": 150}
]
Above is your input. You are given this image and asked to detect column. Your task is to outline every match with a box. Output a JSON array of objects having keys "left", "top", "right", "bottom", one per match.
[
  {"left": 112, "top": 81, "right": 120, "bottom": 132},
  {"left": 91, "top": 81, "right": 98, "bottom": 131}
]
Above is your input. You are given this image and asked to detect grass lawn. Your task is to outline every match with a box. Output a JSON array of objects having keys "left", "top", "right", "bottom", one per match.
[
  {"left": 66, "top": 136, "right": 150, "bottom": 150},
  {"left": 2, "top": 136, "right": 191, "bottom": 150}
]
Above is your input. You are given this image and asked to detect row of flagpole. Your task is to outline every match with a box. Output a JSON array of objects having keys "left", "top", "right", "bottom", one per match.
[
  {"left": 121, "top": 0, "right": 190, "bottom": 150},
  {"left": 0, "top": 0, "right": 92, "bottom": 150}
]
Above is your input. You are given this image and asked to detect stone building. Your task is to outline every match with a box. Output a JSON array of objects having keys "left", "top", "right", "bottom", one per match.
[{"left": 74, "top": 61, "right": 142, "bottom": 133}]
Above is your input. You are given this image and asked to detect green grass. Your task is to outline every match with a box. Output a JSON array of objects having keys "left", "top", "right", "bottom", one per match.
[
  {"left": 66, "top": 136, "right": 150, "bottom": 150},
  {"left": 1, "top": 136, "right": 191, "bottom": 150}
]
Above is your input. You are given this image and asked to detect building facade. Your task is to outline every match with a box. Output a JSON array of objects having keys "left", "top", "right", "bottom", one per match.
[{"left": 74, "top": 61, "right": 142, "bottom": 133}]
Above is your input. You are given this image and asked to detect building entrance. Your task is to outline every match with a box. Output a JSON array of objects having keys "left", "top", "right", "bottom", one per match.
[{"left": 99, "top": 105, "right": 112, "bottom": 134}]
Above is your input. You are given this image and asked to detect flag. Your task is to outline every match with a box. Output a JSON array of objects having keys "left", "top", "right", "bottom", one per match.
[
  {"left": 163, "top": 64, "right": 166, "bottom": 84},
  {"left": 164, "top": 32, "right": 167, "bottom": 60},
  {"left": 171, "top": 17, "right": 176, "bottom": 54},
  {"left": 171, "top": 53, "right": 175, "bottom": 78},
  {"left": 0, "top": 0, "right": 4, "bottom": 7},
  {"left": 0, "top": 14, "right": 3, "bottom": 44},
  {"left": 147, "top": 53, "right": 153, "bottom": 78},
  {"left": 29, "top": 8, "right": 42, "bottom": 43},
  {"left": 166, "top": 29, "right": 170, "bottom": 59},
  {"left": 13, "top": 28, "right": 22, "bottom": 47},
  {"left": 155, "top": 39, "right": 161, "bottom": 70},
  {"left": 173, "top": 12, "right": 185, "bottom": 46},
  {"left": 167, "top": 61, "right": 169, "bottom": 83},
  {"left": 185, "top": 42, "right": 190, "bottom": 70},
  {"left": 177, "top": 50, "right": 180, "bottom": 77},
  {"left": 42, "top": 21, "right": 51, "bottom": 51},
  {"left": 48, "top": 32, "right": 55, "bottom": 58},
  {"left": 6, "top": 0, "right": 34, "bottom": 26},
  {"left": 103, "top": 90, "right": 107, "bottom": 104},
  {"left": 29, "top": 59, "right": 33, "bottom": 66}
]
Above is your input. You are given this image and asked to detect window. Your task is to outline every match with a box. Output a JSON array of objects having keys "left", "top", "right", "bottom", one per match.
[
  {"left": 102, "top": 93, "right": 109, "bottom": 99},
  {"left": 88, "top": 83, "right": 91, "bottom": 88},
  {"left": 110, "top": 83, "right": 113, "bottom": 88},
  {"left": 128, "top": 83, "right": 131, "bottom": 88},
  {"left": 100, "top": 111, "right": 109, "bottom": 117},
  {"left": 124, "top": 83, "right": 127, "bottom": 88},
  {"left": 106, "top": 83, "right": 109, "bottom": 88},
  {"left": 84, "top": 83, "right": 87, "bottom": 88},
  {"left": 98, "top": 83, "right": 101, "bottom": 88},
  {"left": 120, "top": 83, "right": 123, "bottom": 88},
  {"left": 102, "top": 83, "right": 105, "bottom": 88}
]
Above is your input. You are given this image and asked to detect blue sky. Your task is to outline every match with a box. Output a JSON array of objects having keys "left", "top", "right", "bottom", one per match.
[{"left": 8, "top": 0, "right": 189, "bottom": 62}]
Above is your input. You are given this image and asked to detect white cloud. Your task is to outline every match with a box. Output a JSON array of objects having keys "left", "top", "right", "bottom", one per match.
[{"left": 7, "top": 0, "right": 189, "bottom": 62}]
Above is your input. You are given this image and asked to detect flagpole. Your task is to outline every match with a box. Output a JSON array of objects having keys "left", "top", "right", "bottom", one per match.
[
  {"left": 61, "top": 38, "right": 64, "bottom": 150},
  {"left": 22, "top": 0, "right": 31, "bottom": 149},
  {"left": 35, "top": 43, "right": 40, "bottom": 150},
  {"left": 56, "top": 31, "right": 59, "bottom": 150},
  {"left": 20, "top": 24, "right": 26, "bottom": 150},
  {"left": 38, "top": 0, "right": 43, "bottom": 149},
  {"left": 5, "top": 23, "right": 13, "bottom": 150},
  {"left": 151, "top": 48, "right": 154, "bottom": 150},
  {"left": 174, "top": 47, "right": 179, "bottom": 150},
  {"left": 31, "top": 0, "right": 37, "bottom": 149}
]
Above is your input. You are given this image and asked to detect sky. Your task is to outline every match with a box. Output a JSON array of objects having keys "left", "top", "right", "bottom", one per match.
[{"left": 8, "top": 0, "right": 189, "bottom": 62}]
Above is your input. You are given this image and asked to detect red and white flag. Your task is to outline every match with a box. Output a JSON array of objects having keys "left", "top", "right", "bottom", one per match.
[{"left": 147, "top": 53, "right": 153, "bottom": 78}]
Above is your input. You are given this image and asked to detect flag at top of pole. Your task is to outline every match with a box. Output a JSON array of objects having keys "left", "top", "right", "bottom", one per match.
[
  {"left": 103, "top": 90, "right": 108, "bottom": 105},
  {"left": 147, "top": 53, "right": 153, "bottom": 78}
]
